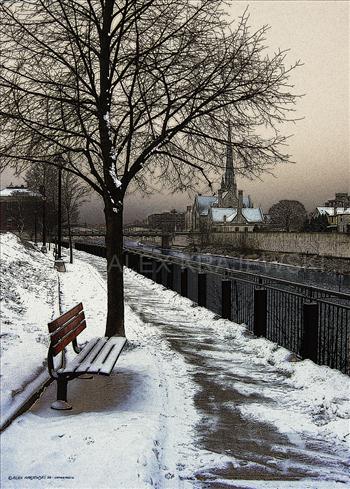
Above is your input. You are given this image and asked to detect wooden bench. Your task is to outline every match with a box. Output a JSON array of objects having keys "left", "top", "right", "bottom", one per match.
[{"left": 47, "top": 303, "right": 126, "bottom": 410}]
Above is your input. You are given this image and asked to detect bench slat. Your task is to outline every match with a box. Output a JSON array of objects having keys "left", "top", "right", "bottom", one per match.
[
  {"left": 59, "top": 338, "right": 100, "bottom": 374},
  {"left": 74, "top": 338, "right": 108, "bottom": 373},
  {"left": 87, "top": 337, "right": 126, "bottom": 375},
  {"left": 97, "top": 338, "right": 127, "bottom": 376},
  {"left": 52, "top": 321, "right": 87, "bottom": 356},
  {"left": 48, "top": 303, "right": 83, "bottom": 333},
  {"left": 51, "top": 311, "right": 86, "bottom": 344}
]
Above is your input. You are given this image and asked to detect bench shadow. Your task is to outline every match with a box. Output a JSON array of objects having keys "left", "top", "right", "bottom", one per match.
[{"left": 30, "top": 368, "right": 145, "bottom": 417}]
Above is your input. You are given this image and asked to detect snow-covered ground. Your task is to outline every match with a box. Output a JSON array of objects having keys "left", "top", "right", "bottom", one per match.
[
  {"left": 1, "top": 233, "right": 349, "bottom": 488},
  {"left": 0, "top": 233, "right": 59, "bottom": 428}
]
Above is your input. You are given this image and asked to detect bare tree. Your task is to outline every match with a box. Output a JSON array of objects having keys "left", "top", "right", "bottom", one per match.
[
  {"left": 0, "top": 1, "right": 301, "bottom": 337},
  {"left": 269, "top": 200, "right": 307, "bottom": 232},
  {"left": 26, "top": 164, "right": 60, "bottom": 241},
  {"left": 62, "top": 172, "right": 90, "bottom": 263},
  {"left": 25, "top": 164, "right": 89, "bottom": 249}
]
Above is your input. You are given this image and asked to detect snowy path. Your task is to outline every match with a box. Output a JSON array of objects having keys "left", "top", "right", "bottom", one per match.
[
  {"left": 124, "top": 278, "right": 350, "bottom": 483},
  {"left": 1, "top": 247, "right": 349, "bottom": 488},
  {"left": 80, "top": 252, "right": 350, "bottom": 486}
]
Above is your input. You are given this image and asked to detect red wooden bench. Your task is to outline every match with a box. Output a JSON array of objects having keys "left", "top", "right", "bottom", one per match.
[{"left": 48, "top": 303, "right": 126, "bottom": 410}]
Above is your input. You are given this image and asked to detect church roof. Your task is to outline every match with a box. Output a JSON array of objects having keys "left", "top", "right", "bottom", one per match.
[
  {"left": 210, "top": 208, "right": 237, "bottom": 222},
  {"left": 242, "top": 208, "right": 264, "bottom": 222},
  {"left": 210, "top": 207, "right": 264, "bottom": 223},
  {"left": 196, "top": 195, "right": 218, "bottom": 216}
]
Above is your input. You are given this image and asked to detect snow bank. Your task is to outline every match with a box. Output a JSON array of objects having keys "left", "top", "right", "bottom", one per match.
[{"left": 0, "top": 233, "right": 59, "bottom": 427}]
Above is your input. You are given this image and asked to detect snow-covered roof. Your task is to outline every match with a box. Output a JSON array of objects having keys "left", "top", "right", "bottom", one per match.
[
  {"left": 211, "top": 208, "right": 237, "bottom": 222},
  {"left": 317, "top": 207, "right": 350, "bottom": 216},
  {"left": 210, "top": 207, "right": 264, "bottom": 223},
  {"left": 0, "top": 186, "right": 41, "bottom": 198},
  {"left": 242, "top": 208, "right": 264, "bottom": 222},
  {"left": 196, "top": 195, "right": 218, "bottom": 216}
]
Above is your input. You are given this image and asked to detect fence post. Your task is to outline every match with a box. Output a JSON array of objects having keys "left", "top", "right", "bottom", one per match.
[
  {"left": 301, "top": 302, "right": 319, "bottom": 363},
  {"left": 254, "top": 287, "right": 267, "bottom": 337},
  {"left": 153, "top": 260, "right": 163, "bottom": 284},
  {"left": 133, "top": 253, "right": 140, "bottom": 273},
  {"left": 166, "top": 263, "right": 174, "bottom": 289},
  {"left": 141, "top": 256, "right": 153, "bottom": 279},
  {"left": 181, "top": 267, "right": 188, "bottom": 297},
  {"left": 127, "top": 252, "right": 135, "bottom": 271},
  {"left": 198, "top": 272, "right": 207, "bottom": 307},
  {"left": 221, "top": 279, "right": 232, "bottom": 320}
]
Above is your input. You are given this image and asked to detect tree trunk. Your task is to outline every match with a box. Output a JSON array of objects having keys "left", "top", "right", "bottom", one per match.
[{"left": 104, "top": 204, "right": 125, "bottom": 338}]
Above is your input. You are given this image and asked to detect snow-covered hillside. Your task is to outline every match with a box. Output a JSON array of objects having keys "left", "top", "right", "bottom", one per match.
[{"left": 0, "top": 233, "right": 59, "bottom": 426}]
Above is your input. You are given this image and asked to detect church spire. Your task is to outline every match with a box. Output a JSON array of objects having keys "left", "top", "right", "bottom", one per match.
[{"left": 223, "top": 120, "right": 236, "bottom": 191}]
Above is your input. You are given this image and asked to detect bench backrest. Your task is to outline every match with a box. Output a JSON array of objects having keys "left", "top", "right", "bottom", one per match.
[{"left": 48, "top": 303, "right": 86, "bottom": 356}]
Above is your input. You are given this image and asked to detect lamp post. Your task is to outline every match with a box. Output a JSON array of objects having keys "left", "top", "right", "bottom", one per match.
[
  {"left": 39, "top": 172, "right": 47, "bottom": 253},
  {"left": 34, "top": 210, "right": 38, "bottom": 246},
  {"left": 54, "top": 156, "right": 66, "bottom": 272},
  {"left": 57, "top": 160, "right": 63, "bottom": 260}
]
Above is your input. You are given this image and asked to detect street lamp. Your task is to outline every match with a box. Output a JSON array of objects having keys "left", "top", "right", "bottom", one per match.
[
  {"left": 34, "top": 210, "right": 38, "bottom": 246},
  {"left": 54, "top": 156, "right": 66, "bottom": 272},
  {"left": 39, "top": 172, "right": 47, "bottom": 253}
]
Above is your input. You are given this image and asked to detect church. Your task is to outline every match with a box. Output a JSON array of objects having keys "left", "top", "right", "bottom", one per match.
[{"left": 185, "top": 124, "right": 264, "bottom": 233}]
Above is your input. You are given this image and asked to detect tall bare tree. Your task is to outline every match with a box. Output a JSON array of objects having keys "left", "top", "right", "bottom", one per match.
[
  {"left": 269, "top": 200, "right": 307, "bottom": 232},
  {"left": 0, "top": 0, "right": 301, "bottom": 336},
  {"left": 26, "top": 163, "right": 89, "bottom": 247}
]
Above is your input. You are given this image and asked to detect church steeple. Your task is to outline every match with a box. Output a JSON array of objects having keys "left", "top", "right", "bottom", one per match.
[{"left": 221, "top": 120, "right": 236, "bottom": 193}]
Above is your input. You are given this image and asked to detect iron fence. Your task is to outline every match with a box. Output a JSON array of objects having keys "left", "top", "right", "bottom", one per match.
[{"left": 73, "top": 241, "right": 350, "bottom": 375}]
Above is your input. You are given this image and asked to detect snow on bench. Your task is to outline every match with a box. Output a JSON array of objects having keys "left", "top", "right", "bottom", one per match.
[{"left": 47, "top": 303, "right": 126, "bottom": 410}]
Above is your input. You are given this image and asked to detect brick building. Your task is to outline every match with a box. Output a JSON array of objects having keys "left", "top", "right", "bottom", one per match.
[{"left": 0, "top": 185, "right": 42, "bottom": 233}]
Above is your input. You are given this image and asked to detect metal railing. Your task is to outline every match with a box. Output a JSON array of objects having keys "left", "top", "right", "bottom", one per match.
[{"left": 73, "top": 241, "right": 350, "bottom": 375}]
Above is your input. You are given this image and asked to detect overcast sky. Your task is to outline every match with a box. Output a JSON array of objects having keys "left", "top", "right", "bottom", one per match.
[{"left": 1, "top": 1, "right": 349, "bottom": 224}]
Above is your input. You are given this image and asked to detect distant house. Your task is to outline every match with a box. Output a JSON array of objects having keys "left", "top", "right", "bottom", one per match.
[
  {"left": 0, "top": 184, "right": 42, "bottom": 232},
  {"left": 338, "top": 212, "right": 350, "bottom": 234},
  {"left": 314, "top": 207, "right": 350, "bottom": 233}
]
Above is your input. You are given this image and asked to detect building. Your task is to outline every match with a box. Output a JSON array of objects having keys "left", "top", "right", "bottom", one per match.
[
  {"left": 338, "top": 212, "right": 350, "bottom": 233},
  {"left": 0, "top": 184, "right": 42, "bottom": 232},
  {"left": 147, "top": 209, "right": 185, "bottom": 233},
  {"left": 315, "top": 207, "right": 350, "bottom": 233},
  {"left": 186, "top": 122, "right": 264, "bottom": 233},
  {"left": 324, "top": 193, "right": 350, "bottom": 208}
]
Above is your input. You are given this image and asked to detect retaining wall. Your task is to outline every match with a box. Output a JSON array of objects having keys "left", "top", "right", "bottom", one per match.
[{"left": 210, "top": 232, "right": 350, "bottom": 259}]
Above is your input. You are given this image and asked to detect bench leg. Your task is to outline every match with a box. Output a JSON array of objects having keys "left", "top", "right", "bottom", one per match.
[{"left": 51, "top": 377, "right": 72, "bottom": 410}]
